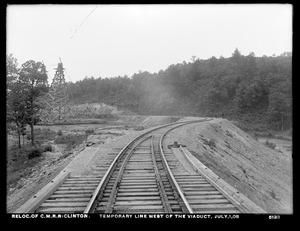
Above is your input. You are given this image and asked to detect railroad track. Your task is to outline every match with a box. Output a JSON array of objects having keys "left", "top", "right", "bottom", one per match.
[
  {"left": 84, "top": 119, "right": 209, "bottom": 213},
  {"left": 15, "top": 118, "right": 266, "bottom": 214}
]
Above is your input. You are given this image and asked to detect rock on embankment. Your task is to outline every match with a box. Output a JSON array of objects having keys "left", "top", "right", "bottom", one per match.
[{"left": 167, "top": 118, "right": 292, "bottom": 214}]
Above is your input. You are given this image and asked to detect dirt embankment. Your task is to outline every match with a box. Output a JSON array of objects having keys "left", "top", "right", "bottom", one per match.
[{"left": 167, "top": 118, "right": 293, "bottom": 214}]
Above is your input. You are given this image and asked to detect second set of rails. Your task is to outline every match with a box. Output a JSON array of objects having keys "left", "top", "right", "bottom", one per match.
[{"left": 18, "top": 119, "right": 247, "bottom": 213}]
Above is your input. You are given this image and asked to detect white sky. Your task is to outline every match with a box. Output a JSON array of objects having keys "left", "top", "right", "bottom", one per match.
[{"left": 7, "top": 4, "right": 292, "bottom": 83}]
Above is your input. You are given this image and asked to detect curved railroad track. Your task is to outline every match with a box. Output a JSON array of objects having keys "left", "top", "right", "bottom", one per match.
[{"left": 15, "top": 118, "right": 266, "bottom": 214}]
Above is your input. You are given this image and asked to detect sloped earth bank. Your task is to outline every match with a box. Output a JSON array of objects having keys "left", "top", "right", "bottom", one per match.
[
  {"left": 6, "top": 116, "right": 183, "bottom": 212},
  {"left": 166, "top": 118, "right": 293, "bottom": 213},
  {"left": 6, "top": 124, "right": 129, "bottom": 212}
]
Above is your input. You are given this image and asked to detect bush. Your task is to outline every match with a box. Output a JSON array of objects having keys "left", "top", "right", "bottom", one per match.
[
  {"left": 85, "top": 129, "right": 94, "bottom": 135},
  {"left": 27, "top": 147, "right": 42, "bottom": 159},
  {"left": 26, "top": 144, "right": 53, "bottom": 159},
  {"left": 54, "top": 134, "right": 85, "bottom": 150},
  {"left": 57, "top": 129, "right": 63, "bottom": 136},
  {"left": 42, "top": 144, "right": 53, "bottom": 152},
  {"left": 133, "top": 126, "right": 144, "bottom": 131},
  {"left": 208, "top": 139, "right": 216, "bottom": 149},
  {"left": 264, "top": 140, "right": 276, "bottom": 149}
]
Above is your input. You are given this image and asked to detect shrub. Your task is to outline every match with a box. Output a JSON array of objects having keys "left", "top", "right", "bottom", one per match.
[
  {"left": 54, "top": 134, "right": 86, "bottom": 150},
  {"left": 42, "top": 144, "right": 53, "bottom": 152},
  {"left": 85, "top": 129, "right": 94, "bottom": 135},
  {"left": 57, "top": 129, "right": 63, "bottom": 136},
  {"left": 133, "top": 126, "right": 144, "bottom": 131},
  {"left": 208, "top": 139, "right": 216, "bottom": 149},
  {"left": 85, "top": 129, "right": 95, "bottom": 140},
  {"left": 27, "top": 147, "right": 42, "bottom": 159},
  {"left": 264, "top": 140, "right": 276, "bottom": 149}
]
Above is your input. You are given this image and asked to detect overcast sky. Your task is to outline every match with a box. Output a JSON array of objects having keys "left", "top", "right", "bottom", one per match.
[{"left": 7, "top": 4, "right": 292, "bottom": 83}]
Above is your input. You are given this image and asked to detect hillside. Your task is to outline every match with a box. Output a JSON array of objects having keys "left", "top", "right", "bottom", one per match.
[
  {"left": 68, "top": 50, "right": 292, "bottom": 131},
  {"left": 167, "top": 118, "right": 292, "bottom": 213}
]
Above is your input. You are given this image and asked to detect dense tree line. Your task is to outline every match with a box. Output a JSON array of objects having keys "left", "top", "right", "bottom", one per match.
[
  {"left": 68, "top": 49, "right": 292, "bottom": 131},
  {"left": 7, "top": 49, "right": 292, "bottom": 133}
]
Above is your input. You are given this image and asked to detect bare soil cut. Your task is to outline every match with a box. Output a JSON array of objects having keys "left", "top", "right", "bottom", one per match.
[{"left": 166, "top": 118, "right": 292, "bottom": 213}]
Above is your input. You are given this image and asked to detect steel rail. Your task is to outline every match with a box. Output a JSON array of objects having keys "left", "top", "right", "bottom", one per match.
[
  {"left": 84, "top": 121, "right": 186, "bottom": 213},
  {"left": 104, "top": 135, "right": 152, "bottom": 213},
  {"left": 150, "top": 136, "right": 173, "bottom": 213},
  {"left": 83, "top": 132, "right": 152, "bottom": 213},
  {"left": 159, "top": 127, "right": 194, "bottom": 213},
  {"left": 158, "top": 118, "right": 213, "bottom": 213},
  {"left": 84, "top": 118, "right": 210, "bottom": 213}
]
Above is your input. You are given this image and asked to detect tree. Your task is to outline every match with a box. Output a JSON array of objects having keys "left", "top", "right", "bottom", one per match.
[
  {"left": 6, "top": 54, "right": 26, "bottom": 148},
  {"left": 267, "top": 89, "right": 291, "bottom": 131},
  {"left": 67, "top": 49, "right": 292, "bottom": 130},
  {"left": 235, "top": 82, "right": 264, "bottom": 110},
  {"left": 243, "top": 52, "right": 258, "bottom": 79},
  {"left": 231, "top": 48, "right": 243, "bottom": 78},
  {"left": 7, "top": 80, "right": 28, "bottom": 148},
  {"left": 6, "top": 54, "right": 19, "bottom": 93},
  {"left": 19, "top": 60, "right": 48, "bottom": 146},
  {"left": 208, "top": 56, "right": 217, "bottom": 68},
  {"left": 191, "top": 56, "right": 197, "bottom": 63},
  {"left": 231, "top": 48, "right": 242, "bottom": 64}
]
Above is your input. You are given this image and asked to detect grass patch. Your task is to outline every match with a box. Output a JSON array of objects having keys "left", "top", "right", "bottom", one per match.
[
  {"left": 7, "top": 144, "right": 53, "bottom": 164},
  {"left": 42, "top": 144, "right": 53, "bottom": 152},
  {"left": 7, "top": 144, "right": 46, "bottom": 190},
  {"left": 133, "top": 126, "right": 145, "bottom": 131},
  {"left": 31, "top": 128, "right": 57, "bottom": 145},
  {"left": 54, "top": 133, "right": 85, "bottom": 150}
]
